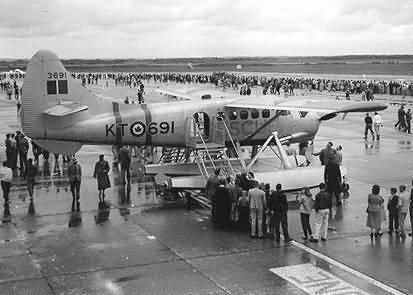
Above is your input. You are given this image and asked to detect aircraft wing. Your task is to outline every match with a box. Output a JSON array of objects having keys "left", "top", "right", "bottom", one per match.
[
  {"left": 155, "top": 89, "right": 193, "bottom": 100},
  {"left": 156, "top": 88, "right": 237, "bottom": 101},
  {"left": 225, "top": 96, "right": 387, "bottom": 120}
]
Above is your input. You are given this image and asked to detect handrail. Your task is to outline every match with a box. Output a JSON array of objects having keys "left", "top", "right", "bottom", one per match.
[{"left": 219, "top": 115, "right": 247, "bottom": 172}]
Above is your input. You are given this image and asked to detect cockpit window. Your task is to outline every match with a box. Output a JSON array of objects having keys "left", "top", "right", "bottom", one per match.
[
  {"left": 47, "top": 80, "right": 57, "bottom": 95},
  {"left": 240, "top": 110, "right": 248, "bottom": 120},
  {"left": 262, "top": 109, "right": 270, "bottom": 118},
  {"left": 229, "top": 111, "right": 238, "bottom": 120}
]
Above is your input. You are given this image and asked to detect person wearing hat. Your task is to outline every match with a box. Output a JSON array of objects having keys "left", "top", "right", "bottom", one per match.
[
  {"left": 297, "top": 187, "right": 314, "bottom": 240},
  {"left": 68, "top": 157, "right": 82, "bottom": 211}
]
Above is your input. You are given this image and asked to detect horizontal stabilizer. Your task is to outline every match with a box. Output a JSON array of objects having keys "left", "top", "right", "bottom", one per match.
[
  {"left": 43, "top": 102, "right": 88, "bottom": 117},
  {"left": 34, "top": 139, "right": 82, "bottom": 155}
]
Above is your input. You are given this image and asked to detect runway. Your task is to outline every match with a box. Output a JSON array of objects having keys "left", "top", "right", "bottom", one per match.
[{"left": 0, "top": 82, "right": 411, "bottom": 295}]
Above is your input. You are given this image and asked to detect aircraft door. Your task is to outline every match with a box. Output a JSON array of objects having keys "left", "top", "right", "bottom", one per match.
[
  {"left": 211, "top": 114, "right": 225, "bottom": 146},
  {"left": 193, "top": 112, "right": 210, "bottom": 140},
  {"left": 186, "top": 112, "right": 211, "bottom": 146}
]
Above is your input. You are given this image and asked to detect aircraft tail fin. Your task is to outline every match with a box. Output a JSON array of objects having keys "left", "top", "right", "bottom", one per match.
[{"left": 21, "top": 50, "right": 110, "bottom": 141}]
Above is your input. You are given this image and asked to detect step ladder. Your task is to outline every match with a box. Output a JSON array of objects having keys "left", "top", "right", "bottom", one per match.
[{"left": 190, "top": 118, "right": 235, "bottom": 179}]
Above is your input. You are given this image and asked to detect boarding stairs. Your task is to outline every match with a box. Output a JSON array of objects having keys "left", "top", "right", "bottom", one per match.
[
  {"left": 185, "top": 117, "right": 234, "bottom": 178},
  {"left": 158, "top": 147, "right": 189, "bottom": 164},
  {"left": 185, "top": 114, "right": 251, "bottom": 179}
]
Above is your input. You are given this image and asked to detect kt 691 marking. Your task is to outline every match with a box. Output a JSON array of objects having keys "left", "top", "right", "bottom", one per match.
[{"left": 105, "top": 121, "right": 175, "bottom": 137}]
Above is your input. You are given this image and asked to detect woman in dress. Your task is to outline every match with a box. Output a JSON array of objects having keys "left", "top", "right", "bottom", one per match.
[
  {"left": 366, "top": 184, "right": 385, "bottom": 238},
  {"left": 93, "top": 154, "right": 111, "bottom": 203}
]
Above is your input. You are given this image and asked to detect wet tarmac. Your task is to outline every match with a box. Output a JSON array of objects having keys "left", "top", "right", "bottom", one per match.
[{"left": 0, "top": 83, "right": 412, "bottom": 295}]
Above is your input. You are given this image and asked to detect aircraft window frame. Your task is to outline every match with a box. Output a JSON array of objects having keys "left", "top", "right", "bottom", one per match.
[
  {"left": 299, "top": 111, "right": 308, "bottom": 118},
  {"left": 251, "top": 109, "right": 259, "bottom": 119},
  {"left": 262, "top": 109, "right": 270, "bottom": 118},
  {"left": 58, "top": 80, "right": 68, "bottom": 94},
  {"left": 277, "top": 110, "right": 291, "bottom": 116},
  {"left": 229, "top": 111, "right": 238, "bottom": 120},
  {"left": 47, "top": 80, "right": 57, "bottom": 95},
  {"left": 240, "top": 110, "right": 248, "bottom": 120}
]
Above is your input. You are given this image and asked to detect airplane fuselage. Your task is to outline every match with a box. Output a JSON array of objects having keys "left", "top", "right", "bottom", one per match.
[{"left": 42, "top": 97, "right": 320, "bottom": 147}]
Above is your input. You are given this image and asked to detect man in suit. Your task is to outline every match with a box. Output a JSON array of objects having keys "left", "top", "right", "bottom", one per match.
[
  {"left": 269, "top": 184, "right": 291, "bottom": 242},
  {"left": 68, "top": 158, "right": 82, "bottom": 212},
  {"left": 248, "top": 181, "right": 266, "bottom": 238}
]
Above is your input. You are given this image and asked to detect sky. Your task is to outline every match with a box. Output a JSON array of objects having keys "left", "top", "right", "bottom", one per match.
[{"left": 0, "top": 0, "right": 412, "bottom": 58}]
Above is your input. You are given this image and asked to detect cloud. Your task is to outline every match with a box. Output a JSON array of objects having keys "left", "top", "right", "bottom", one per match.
[{"left": 0, "top": 0, "right": 411, "bottom": 58}]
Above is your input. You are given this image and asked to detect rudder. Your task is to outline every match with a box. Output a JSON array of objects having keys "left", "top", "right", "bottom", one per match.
[{"left": 22, "top": 50, "right": 71, "bottom": 138}]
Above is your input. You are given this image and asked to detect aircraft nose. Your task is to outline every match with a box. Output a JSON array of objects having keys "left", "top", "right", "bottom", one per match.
[{"left": 296, "top": 118, "right": 320, "bottom": 139}]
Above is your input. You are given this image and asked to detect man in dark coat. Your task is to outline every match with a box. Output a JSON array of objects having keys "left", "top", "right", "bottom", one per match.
[
  {"left": 206, "top": 168, "right": 220, "bottom": 222},
  {"left": 269, "top": 184, "right": 291, "bottom": 242},
  {"left": 325, "top": 151, "right": 342, "bottom": 206},
  {"left": 395, "top": 105, "right": 406, "bottom": 131},
  {"left": 215, "top": 179, "right": 231, "bottom": 227},
  {"left": 118, "top": 146, "right": 131, "bottom": 185},
  {"left": 364, "top": 113, "right": 374, "bottom": 140}
]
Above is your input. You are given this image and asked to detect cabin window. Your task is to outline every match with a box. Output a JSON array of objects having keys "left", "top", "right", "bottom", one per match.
[
  {"left": 251, "top": 109, "right": 259, "bottom": 119},
  {"left": 279, "top": 110, "right": 291, "bottom": 116},
  {"left": 229, "top": 111, "right": 238, "bottom": 120},
  {"left": 47, "top": 80, "right": 57, "bottom": 95},
  {"left": 240, "top": 110, "right": 248, "bottom": 120},
  {"left": 58, "top": 80, "right": 68, "bottom": 94},
  {"left": 262, "top": 109, "right": 270, "bottom": 118}
]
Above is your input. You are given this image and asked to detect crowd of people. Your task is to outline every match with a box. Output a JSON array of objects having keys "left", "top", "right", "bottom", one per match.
[
  {"left": 2, "top": 69, "right": 413, "bottom": 101},
  {"left": 70, "top": 71, "right": 413, "bottom": 98},
  {"left": 0, "top": 79, "right": 21, "bottom": 101},
  {"left": 205, "top": 139, "right": 353, "bottom": 243},
  {"left": 366, "top": 181, "right": 413, "bottom": 239},
  {"left": 1, "top": 129, "right": 118, "bottom": 215},
  {"left": 206, "top": 168, "right": 348, "bottom": 243},
  {"left": 394, "top": 105, "right": 412, "bottom": 134}
]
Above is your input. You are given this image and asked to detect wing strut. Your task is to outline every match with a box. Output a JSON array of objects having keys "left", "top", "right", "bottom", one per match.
[{"left": 246, "top": 132, "right": 295, "bottom": 170}]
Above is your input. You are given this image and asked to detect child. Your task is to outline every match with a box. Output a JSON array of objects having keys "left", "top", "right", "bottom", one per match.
[
  {"left": 341, "top": 177, "right": 350, "bottom": 202},
  {"left": 387, "top": 187, "right": 399, "bottom": 235}
]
